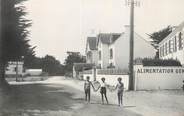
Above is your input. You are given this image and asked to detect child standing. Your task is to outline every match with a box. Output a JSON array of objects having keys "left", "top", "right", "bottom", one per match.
[
  {"left": 84, "top": 76, "right": 95, "bottom": 103},
  {"left": 113, "top": 77, "right": 124, "bottom": 106},
  {"left": 96, "top": 77, "right": 109, "bottom": 104}
]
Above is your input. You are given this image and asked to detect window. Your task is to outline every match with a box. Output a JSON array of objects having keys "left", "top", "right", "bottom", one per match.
[
  {"left": 165, "top": 43, "right": 168, "bottom": 55},
  {"left": 99, "top": 51, "right": 101, "bottom": 60},
  {"left": 179, "top": 32, "right": 183, "bottom": 50},
  {"left": 159, "top": 47, "right": 162, "bottom": 57},
  {"left": 110, "top": 48, "right": 113, "bottom": 59},
  {"left": 170, "top": 39, "right": 174, "bottom": 53},
  {"left": 162, "top": 45, "right": 165, "bottom": 56},
  {"left": 98, "top": 64, "right": 101, "bottom": 69},
  {"left": 174, "top": 36, "right": 177, "bottom": 52},
  {"left": 169, "top": 40, "right": 171, "bottom": 53},
  {"left": 87, "top": 52, "right": 92, "bottom": 59}
]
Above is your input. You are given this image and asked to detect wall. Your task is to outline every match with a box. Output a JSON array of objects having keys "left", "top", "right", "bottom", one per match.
[
  {"left": 86, "top": 44, "right": 98, "bottom": 66},
  {"left": 6, "top": 61, "right": 24, "bottom": 75},
  {"left": 102, "top": 44, "right": 109, "bottom": 69},
  {"left": 25, "top": 69, "right": 43, "bottom": 76},
  {"left": 113, "top": 26, "right": 156, "bottom": 70},
  {"left": 159, "top": 30, "right": 184, "bottom": 65},
  {"left": 96, "top": 74, "right": 129, "bottom": 90},
  {"left": 83, "top": 69, "right": 129, "bottom": 90},
  {"left": 134, "top": 65, "right": 184, "bottom": 90},
  {"left": 98, "top": 40, "right": 109, "bottom": 69},
  {"left": 92, "top": 50, "right": 98, "bottom": 65}
]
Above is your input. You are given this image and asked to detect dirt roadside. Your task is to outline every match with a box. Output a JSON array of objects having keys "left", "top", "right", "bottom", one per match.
[{"left": 44, "top": 76, "right": 184, "bottom": 116}]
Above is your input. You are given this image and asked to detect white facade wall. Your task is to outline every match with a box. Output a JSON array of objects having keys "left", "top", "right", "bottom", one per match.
[
  {"left": 25, "top": 69, "right": 43, "bottom": 76},
  {"left": 159, "top": 29, "right": 184, "bottom": 65},
  {"left": 110, "top": 27, "right": 155, "bottom": 71},
  {"left": 98, "top": 41, "right": 109, "bottom": 69},
  {"left": 134, "top": 65, "right": 184, "bottom": 90},
  {"left": 6, "top": 62, "right": 24, "bottom": 75},
  {"left": 92, "top": 50, "right": 98, "bottom": 65},
  {"left": 86, "top": 45, "right": 98, "bottom": 65}
]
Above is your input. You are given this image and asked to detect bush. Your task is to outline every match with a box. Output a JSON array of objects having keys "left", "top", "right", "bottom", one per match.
[{"left": 135, "top": 58, "right": 182, "bottom": 66}]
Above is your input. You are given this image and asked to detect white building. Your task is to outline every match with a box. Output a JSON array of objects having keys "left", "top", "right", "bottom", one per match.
[
  {"left": 159, "top": 21, "right": 184, "bottom": 65},
  {"left": 86, "top": 37, "right": 98, "bottom": 65},
  {"left": 6, "top": 61, "right": 24, "bottom": 76},
  {"left": 97, "top": 33, "right": 121, "bottom": 69},
  {"left": 25, "top": 69, "right": 43, "bottom": 76},
  {"left": 108, "top": 26, "right": 156, "bottom": 70},
  {"left": 94, "top": 26, "right": 155, "bottom": 70}
]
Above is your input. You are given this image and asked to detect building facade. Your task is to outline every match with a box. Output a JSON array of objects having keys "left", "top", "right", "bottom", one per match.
[
  {"left": 85, "top": 26, "right": 156, "bottom": 71},
  {"left": 86, "top": 37, "right": 98, "bottom": 65},
  {"left": 97, "top": 33, "right": 121, "bottom": 69},
  {"left": 108, "top": 26, "right": 156, "bottom": 70},
  {"left": 159, "top": 21, "right": 184, "bottom": 65},
  {"left": 6, "top": 61, "right": 24, "bottom": 76}
]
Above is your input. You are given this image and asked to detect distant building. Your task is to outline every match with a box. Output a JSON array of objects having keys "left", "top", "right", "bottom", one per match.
[
  {"left": 25, "top": 69, "right": 43, "bottom": 76},
  {"left": 73, "top": 63, "right": 94, "bottom": 79},
  {"left": 5, "top": 61, "right": 24, "bottom": 76},
  {"left": 108, "top": 26, "right": 156, "bottom": 70},
  {"left": 90, "top": 26, "right": 155, "bottom": 70},
  {"left": 86, "top": 37, "right": 98, "bottom": 65},
  {"left": 159, "top": 21, "right": 184, "bottom": 65},
  {"left": 97, "top": 33, "right": 121, "bottom": 69}
]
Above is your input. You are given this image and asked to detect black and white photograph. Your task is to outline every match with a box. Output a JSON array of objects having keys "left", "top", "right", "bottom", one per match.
[{"left": 0, "top": 0, "right": 184, "bottom": 116}]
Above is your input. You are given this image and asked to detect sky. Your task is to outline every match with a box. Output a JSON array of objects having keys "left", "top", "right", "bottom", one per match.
[{"left": 23, "top": 0, "right": 184, "bottom": 63}]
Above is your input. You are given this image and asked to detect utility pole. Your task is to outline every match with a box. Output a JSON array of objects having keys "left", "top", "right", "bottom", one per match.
[
  {"left": 0, "top": 0, "right": 3, "bottom": 83},
  {"left": 125, "top": 0, "right": 140, "bottom": 90},
  {"left": 129, "top": 0, "right": 134, "bottom": 90}
]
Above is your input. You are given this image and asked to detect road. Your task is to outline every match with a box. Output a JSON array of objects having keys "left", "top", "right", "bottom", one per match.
[{"left": 0, "top": 77, "right": 141, "bottom": 116}]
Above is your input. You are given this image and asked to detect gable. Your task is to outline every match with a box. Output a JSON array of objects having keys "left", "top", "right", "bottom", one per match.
[
  {"left": 87, "top": 37, "right": 97, "bottom": 50},
  {"left": 159, "top": 21, "right": 184, "bottom": 45}
]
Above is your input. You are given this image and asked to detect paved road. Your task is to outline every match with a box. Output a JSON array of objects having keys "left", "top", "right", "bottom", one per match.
[{"left": 0, "top": 80, "right": 141, "bottom": 116}]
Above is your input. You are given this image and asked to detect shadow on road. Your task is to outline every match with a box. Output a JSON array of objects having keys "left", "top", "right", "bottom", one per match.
[{"left": 0, "top": 83, "right": 79, "bottom": 116}]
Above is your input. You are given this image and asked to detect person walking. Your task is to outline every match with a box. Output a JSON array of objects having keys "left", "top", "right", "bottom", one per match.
[
  {"left": 96, "top": 77, "right": 109, "bottom": 104},
  {"left": 113, "top": 77, "right": 124, "bottom": 106},
  {"left": 84, "top": 76, "right": 95, "bottom": 103}
]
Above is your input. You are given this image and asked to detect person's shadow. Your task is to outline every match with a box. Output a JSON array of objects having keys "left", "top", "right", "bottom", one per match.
[{"left": 90, "top": 102, "right": 136, "bottom": 108}]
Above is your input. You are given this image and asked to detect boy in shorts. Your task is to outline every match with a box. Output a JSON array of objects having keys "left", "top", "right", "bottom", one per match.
[
  {"left": 113, "top": 77, "right": 124, "bottom": 106},
  {"left": 84, "top": 76, "right": 95, "bottom": 103}
]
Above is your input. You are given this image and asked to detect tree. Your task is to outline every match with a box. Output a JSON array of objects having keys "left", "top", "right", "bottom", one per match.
[
  {"left": 41, "top": 55, "right": 64, "bottom": 75},
  {"left": 64, "top": 51, "right": 86, "bottom": 73},
  {"left": 148, "top": 26, "right": 173, "bottom": 58},
  {"left": 0, "top": 0, "right": 33, "bottom": 82},
  {"left": 24, "top": 55, "right": 65, "bottom": 76}
]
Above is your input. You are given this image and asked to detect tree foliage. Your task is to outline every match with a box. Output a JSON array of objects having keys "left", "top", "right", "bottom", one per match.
[
  {"left": 135, "top": 58, "right": 181, "bottom": 66},
  {"left": 2, "top": 0, "right": 34, "bottom": 63},
  {"left": 0, "top": 0, "right": 34, "bottom": 80},
  {"left": 148, "top": 26, "right": 173, "bottom": 50},
  {"left": 64, "top": 52, "right": 86, "bottom": 73},
  {"left": 25, "top": 55, "right": 65, "bottom": 76}
]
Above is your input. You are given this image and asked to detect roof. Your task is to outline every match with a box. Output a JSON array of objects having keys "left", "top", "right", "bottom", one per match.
[
  {"left": 159, "top": 21, "right": 184, "bottom": 45},
  {"left": 73, "top": 63, "right": 94, "bottom": 71},
  {"left": 87, "top": 37, "right": 97, "bottom": 50},
  {"left": 97, "top": 33, "right": 121, "bottom": 45}
]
